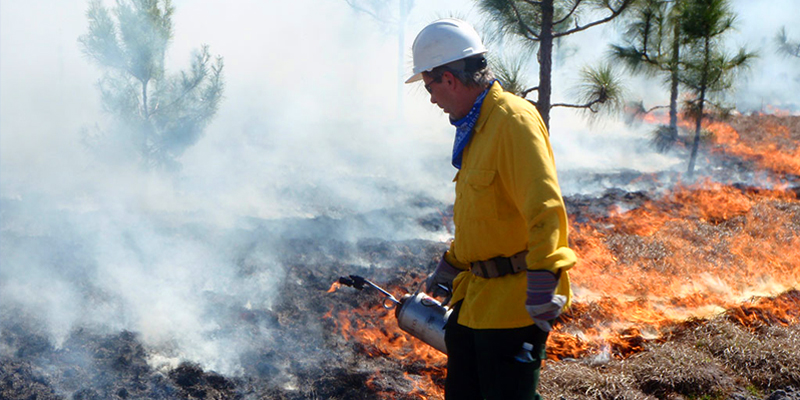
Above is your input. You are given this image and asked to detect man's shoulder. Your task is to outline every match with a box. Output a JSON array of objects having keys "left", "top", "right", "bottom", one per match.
[
  {"left": 478, "top": 85, "right": 547, "bottom": 138},
  {"left": 486, "top": 89, "right": 545, "bottom": 131},
  {"left": 490, "top": 88, "right": 540, "bottom": 120},
  {"left": 477, "top": 83, "right": 548, "bottom": 137}
]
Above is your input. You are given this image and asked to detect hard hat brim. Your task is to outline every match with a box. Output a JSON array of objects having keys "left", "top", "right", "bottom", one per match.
[{"left": 405, "top": 73, "right": 423, "bottom": 84}]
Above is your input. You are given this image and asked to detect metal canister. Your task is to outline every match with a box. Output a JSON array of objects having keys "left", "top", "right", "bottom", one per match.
[{"left": 395, "top": 292, "right": 451, "bottom": 354}]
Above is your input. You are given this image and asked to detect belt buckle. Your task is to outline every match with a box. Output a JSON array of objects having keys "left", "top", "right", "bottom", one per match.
[
  {"left": 478, "top": 260, "right": 491, "bottom": 278},
  {"left": 494, "top": 256, "right": 513, "bottom": 277}
]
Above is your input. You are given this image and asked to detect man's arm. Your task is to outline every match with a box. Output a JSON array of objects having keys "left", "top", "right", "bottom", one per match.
[
  {"left": 496, "top": 111, "right": 576, "bottom": 273},
  {"left": 496, "top": 109, "right": 576, "bottom": 330}
]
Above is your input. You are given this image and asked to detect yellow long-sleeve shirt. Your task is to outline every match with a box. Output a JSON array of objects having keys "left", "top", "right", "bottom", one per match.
[{"left": 446, "top": 82, "right": 577, "bottom": 329}]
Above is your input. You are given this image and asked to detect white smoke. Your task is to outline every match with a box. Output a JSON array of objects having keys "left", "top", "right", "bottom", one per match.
[
  {"left": 728, "top": 0, "right": 800, "bottom": 112},
  {"left": 0, "top": 0, "right": 477, "bottom": 376}
]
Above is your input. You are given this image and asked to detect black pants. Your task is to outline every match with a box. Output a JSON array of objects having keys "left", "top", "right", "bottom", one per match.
[{"left": 444, "top": 301, "right": 549, "bottom": 400}]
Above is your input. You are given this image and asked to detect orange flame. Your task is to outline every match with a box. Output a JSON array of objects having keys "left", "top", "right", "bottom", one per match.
[
  {"left": 327, "top": 281, "right": 342, "bottom": 293},
  {"left": 706, "top": 119, "right": 800, "bottom": 176}
]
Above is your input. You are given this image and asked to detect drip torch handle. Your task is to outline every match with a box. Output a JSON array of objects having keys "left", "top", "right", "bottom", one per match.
[
  {"left": 338, "top": 275, "right": 401, "bottom": 308},
  {"left": 364, "top": 279, "right": 401, "bottom": 309}
]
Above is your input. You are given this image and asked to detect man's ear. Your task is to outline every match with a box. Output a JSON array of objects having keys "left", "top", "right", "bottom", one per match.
[{"left": 442, "top": 70, "right": 456, "bottom": 88}]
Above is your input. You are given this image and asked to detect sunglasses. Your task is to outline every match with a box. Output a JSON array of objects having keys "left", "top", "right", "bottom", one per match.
[{"left": 424, "top": 76, "right": 442, "bottom": 94}]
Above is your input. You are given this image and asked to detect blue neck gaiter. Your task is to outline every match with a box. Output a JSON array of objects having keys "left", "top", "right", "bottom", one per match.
[{"left": 449, "top": 82, "right": 495, "bottom": 169}]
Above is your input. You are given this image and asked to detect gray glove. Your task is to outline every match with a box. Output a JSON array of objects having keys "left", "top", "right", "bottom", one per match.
[
  {"left": 425, "top": 253, "right": 461, "bottom": 298},
  {"left": 525, "top": 270, "right": 566, "bottom": 332}
]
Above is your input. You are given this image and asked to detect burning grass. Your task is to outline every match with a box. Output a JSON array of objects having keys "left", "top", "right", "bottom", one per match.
[
  {"left": 713, "top": 115, "right": 800, "bottom": 176},
  {"left": 557, "top": 182, "right": 800, "bottom": 363}
]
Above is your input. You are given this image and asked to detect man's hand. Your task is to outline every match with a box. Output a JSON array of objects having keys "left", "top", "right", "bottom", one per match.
[
  {"left": 525, "top": 270, "right": 565, "bottom": 332},
  {"left": 425, "top": 253, "right": 461, "bottom": 298}
]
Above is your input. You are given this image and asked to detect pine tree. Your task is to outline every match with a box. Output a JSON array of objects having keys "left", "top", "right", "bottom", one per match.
[
  {"left": 678, "top": 0, "right": 754, "bottom": 176},
  {"left": 477, "top": 0, "right": 636, "bottom": 129},
  {"left": 79, "top": 0, "right": 224, "bottom": 170},
  {"left": 609, "top": 0, "right": 684, "bottom": 151}
]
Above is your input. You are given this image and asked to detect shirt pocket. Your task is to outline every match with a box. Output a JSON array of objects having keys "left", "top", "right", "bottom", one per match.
[{"left": 460, "top": 169, "right": 498, "bottom": 220}]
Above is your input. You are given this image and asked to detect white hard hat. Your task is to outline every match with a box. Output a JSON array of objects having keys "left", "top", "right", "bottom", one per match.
[{"left": 405, "top": 18, "right": 487, "bottom": 84}]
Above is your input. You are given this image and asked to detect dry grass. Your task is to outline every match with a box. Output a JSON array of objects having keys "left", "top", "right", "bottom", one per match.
[
  {"left": 689, "top": 320, "right": 800, "bottom": 389},
  {"left": 540, "top": 361, "right": 656, "bottom": 400},
  {"left": 627, "top": 341, "right": 736, "bottom": 397},
  {"left": 540, "top": 338, "right": 736, "bottom": 399},
  {"left": 539, "top": 306, "right": 800, "bottom": 400}
]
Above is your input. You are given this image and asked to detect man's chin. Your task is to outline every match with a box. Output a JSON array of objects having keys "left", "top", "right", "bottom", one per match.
[{"left": 448, "top": 113, "right": 466, "bottom": 121}]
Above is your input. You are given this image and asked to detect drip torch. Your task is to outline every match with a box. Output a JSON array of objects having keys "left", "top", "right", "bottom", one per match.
[{"left": 337, "top": 275, "right": 451, "bottom": 354}]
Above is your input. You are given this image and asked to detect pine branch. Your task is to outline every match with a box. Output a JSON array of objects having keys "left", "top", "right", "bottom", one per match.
[
  {"left": 552, "top": 99, "right": 604, "bottom": 112},
  {"left": 556, "top": 0, "right": 634, "bottom": 37},
  {"left": 553, "top": 0, "right": 583, "bottom": 26},
  {"left": 644, "top": 104, "right": 670, "bottom": 114},
  {"left": 522, "top": 86, "right": 539, "bottom": 97},
  {"left": 509, "top": 1, "right": 541, "bottom": 40}
]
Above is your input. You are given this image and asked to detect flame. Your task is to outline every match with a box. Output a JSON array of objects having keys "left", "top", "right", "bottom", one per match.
[
  {"left": 763, "top": 104, "right": 794, "bottom": 117},
  {"left": 326, "top": 180, "right": 799, "bottom": 393},
  {"left": 552, "top": 112, "right": 800, "bottom": 360},
  {"left": 327, "top": 281, "right": 342, "bottom": 293},
  {"left": 726, "top": 290, "right": 800, "bottom": 328},
  {"left": 706, "top": 118, "right": 800, "bottom": 176},
  {"left": 553, "top": 180, "right": 799, "bottom": 359},
  {"left": 632, "top": 109, "right": 800, "bottom": 177}
]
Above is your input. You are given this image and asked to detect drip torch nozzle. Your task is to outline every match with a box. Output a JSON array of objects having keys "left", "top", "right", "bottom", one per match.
[{"left": 338, "top": 275, "right": 363, "bottom": 290}]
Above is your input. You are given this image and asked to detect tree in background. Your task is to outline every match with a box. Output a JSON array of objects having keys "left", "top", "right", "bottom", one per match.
[
  {"left": 609, "top": 0, "right": 684, "bottom": 152},
  {"left": 488, "top": 48, "right": 534, "bottom": 97},
  {"left": 679, "top": 0, "right": 754, "bottom": 176},
  {"left": 775, "top": 27, "right": 800, "bottom": 59},
  {"left": 80, "top": 0, "right": 224, "bottom": 170},
  {"left": 477, "top": 0, "right": 636, "bottom": 129},
  {"left": 344, "top": 0, "right": 415, "bottom": 121}
]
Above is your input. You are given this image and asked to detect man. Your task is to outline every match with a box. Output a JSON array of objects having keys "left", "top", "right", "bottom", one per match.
[{"left": 405, "top": 19, "right": 577, "bottom": 400}]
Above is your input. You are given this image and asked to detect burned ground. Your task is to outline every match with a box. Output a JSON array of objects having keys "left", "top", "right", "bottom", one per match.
[{"left": 0, "top": 234, "right": 448, "bottom": 400}]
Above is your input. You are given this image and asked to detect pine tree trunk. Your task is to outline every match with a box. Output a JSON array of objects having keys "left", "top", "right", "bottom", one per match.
[
  {"left": 687, "top": 88, "right": 705, "bottom": 176},
  {"left": 537, "top": 0, "right": 554, "bottom": 132},
  {"left": 668, "top": 24, "right": 680, "bottom": 140},
  {"left": 687, "top": 36, "right": 712, "bottom": 177}
]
